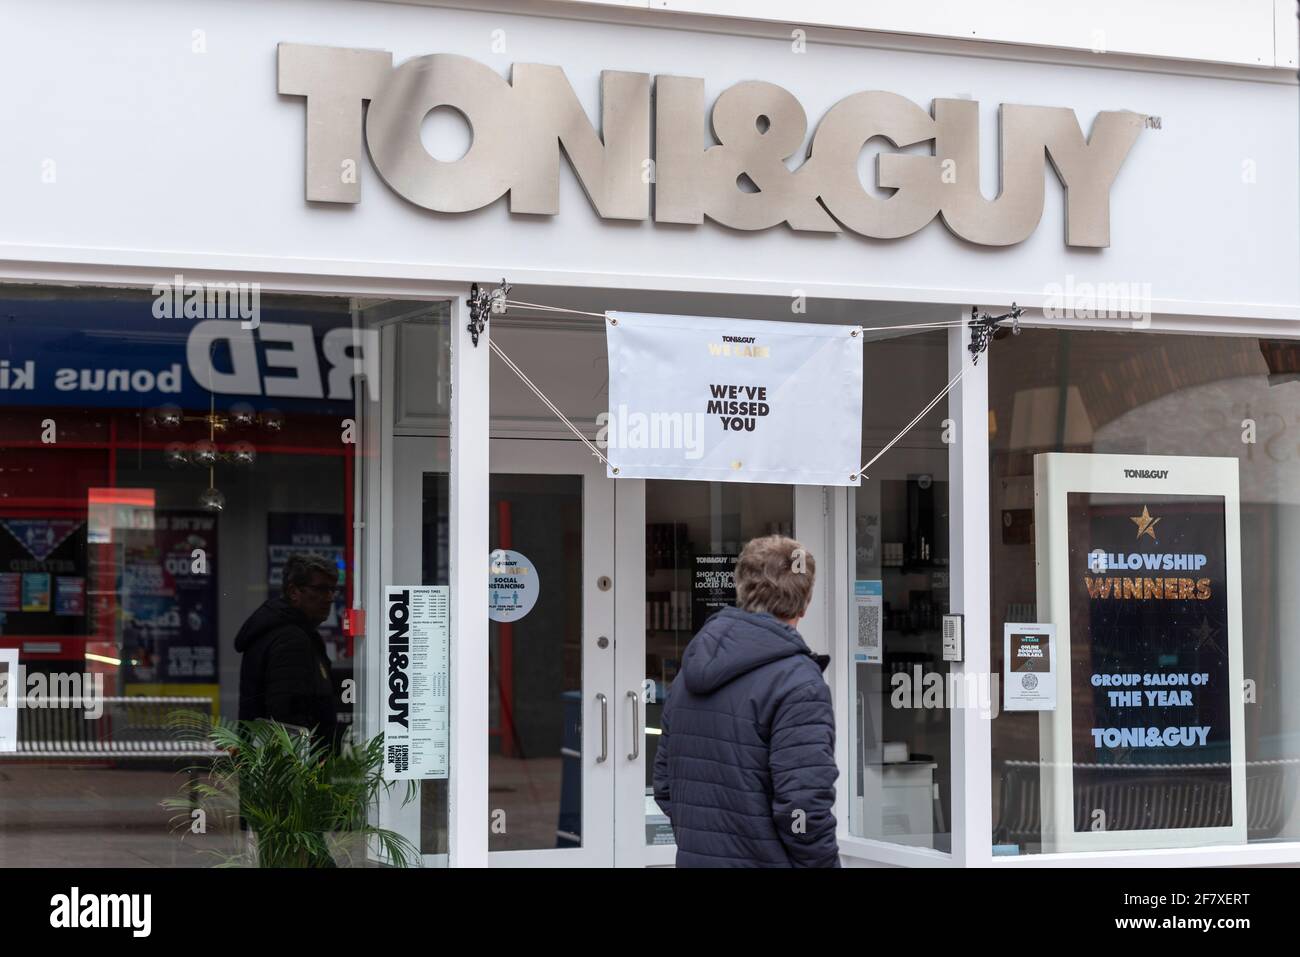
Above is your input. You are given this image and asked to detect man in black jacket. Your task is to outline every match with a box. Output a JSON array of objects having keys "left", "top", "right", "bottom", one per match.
[
  {"left": 653, "top": 535, "right": 839, "bottom": 867},
  {"left": 236, "top": 553, "right": 341, "bottom": 751}
]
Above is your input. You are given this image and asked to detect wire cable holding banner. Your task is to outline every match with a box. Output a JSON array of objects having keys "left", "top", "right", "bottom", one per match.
[
  {"left": 968, "top": 302, "right": 1022, "bottom": 365},
  {"left": 467, "top": 282, "right": 1017, "bottom": 482},
  {"left": 467, "top": 279, "right": 511, "bottom": 346}
]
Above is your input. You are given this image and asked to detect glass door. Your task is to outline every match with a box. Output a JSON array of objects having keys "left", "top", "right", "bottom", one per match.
[
  {"left": 615, "top": 479, "right": 797, "bottom": 866},
  {"left": 395, "top": 436, "right": 616, "bottom": 866}
]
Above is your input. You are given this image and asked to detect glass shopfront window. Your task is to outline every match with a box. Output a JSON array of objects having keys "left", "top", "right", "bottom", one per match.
[
  {"left": 0, "top": 284, "right": 442, "bottom": 867},
  {"left": 643, "top": 480, "right": 796, "bottom": 848},
  {"left": 990, "top": 328, "right": 1300, "bottom": 855},
  {"left": 847, "top": 329, "right": 951, "bottom": 851}
]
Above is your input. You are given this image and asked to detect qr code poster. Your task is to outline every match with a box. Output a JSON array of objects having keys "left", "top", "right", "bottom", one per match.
[{"left": 854, "top": 580, "right": 882, "bottom": 664}]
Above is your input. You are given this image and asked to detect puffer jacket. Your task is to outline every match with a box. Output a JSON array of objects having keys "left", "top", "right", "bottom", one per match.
[
  {"left": 653, "top": 605, "right": 840, "bottom": 867},
  {"left": 235, "top": 597, "right": 339, "bottom": 752}
]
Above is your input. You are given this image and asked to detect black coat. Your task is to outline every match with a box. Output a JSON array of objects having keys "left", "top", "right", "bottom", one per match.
[
  {"left": 236, "top": 597, "right": 339, "bottom": 751},
  {"left": 653, "top": 605, "right": 840, "bottom": 867}
]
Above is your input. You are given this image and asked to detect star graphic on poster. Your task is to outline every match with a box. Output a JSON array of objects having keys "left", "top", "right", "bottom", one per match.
[
  {"left": 1191, "top": 616, "right": 1223, "bottom": 655},
  {"left": 1130, "top": 505, "right": 1161, "bottom": 541}
]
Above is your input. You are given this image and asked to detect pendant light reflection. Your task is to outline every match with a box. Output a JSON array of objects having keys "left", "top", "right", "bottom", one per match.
[
  {"left": 191, "top": 439, "right": 219, "bottom": 469},
  {"left": 142, "top": 398, "right": 273, "bottom": 512},
  {"left": 199, "top": 486, "right": 226, "bottom": 512},
  {"left": 164, "top": 443, "right": 190, "bottom": 469},
  {"left": 229, "top": 441, "right": 257, "bottom": 467}
]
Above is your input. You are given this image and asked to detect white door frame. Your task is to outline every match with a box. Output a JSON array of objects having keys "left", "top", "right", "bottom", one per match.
[
  {"left": 394, "top": 434, "right": 618, "bottom": 866},
  {"left": 612, "top": 477, "right": 658, "bottom": 865},
  {"left": 487, "top": 439, "right": 616, "bottom": 867},
  {"left": 612, "top": 480, "right": 829, "bottom": 867}
]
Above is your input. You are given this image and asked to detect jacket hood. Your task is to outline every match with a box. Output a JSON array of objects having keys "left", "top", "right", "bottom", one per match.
[
  {"left": 234, "top": 596, "right": 313, "bottom": 652},
  {"left": 681, "top": 605, "right": 815, "bottom": 695}
]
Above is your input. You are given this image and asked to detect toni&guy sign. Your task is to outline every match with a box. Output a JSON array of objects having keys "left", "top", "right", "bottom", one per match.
[{"left": 279, "top": 44, "right": 1144, "bottom": 247}]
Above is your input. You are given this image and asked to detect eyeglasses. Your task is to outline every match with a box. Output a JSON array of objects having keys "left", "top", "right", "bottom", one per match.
[{"left": 302, "top": 583, "right": 342, "bottom": 597}]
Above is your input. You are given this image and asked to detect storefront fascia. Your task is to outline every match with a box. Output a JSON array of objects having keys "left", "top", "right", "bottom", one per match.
[{"left": 1, "top": 0, "right": 1297, "bottom": 867}]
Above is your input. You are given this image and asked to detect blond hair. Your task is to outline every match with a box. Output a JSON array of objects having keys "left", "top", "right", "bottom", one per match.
[{"left": 734, "top": 535, "right": 815, "bottom": 622}]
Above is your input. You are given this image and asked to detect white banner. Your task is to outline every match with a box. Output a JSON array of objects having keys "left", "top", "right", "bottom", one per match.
[{"left": 604, "top": 312, "right": 863, "bottom": 485}]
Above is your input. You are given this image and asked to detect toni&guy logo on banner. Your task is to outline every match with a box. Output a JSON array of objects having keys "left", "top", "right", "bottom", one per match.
[
  {"left": 602, "top": 312, "right": 863, "bottom": 486},
  {"left": 279, "top": 44, "right": 1144, "bottom": 248}
]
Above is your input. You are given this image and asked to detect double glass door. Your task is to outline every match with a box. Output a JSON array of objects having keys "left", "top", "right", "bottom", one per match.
[{"left": 394, "top": 435, "right": 795, "bottom": 866}]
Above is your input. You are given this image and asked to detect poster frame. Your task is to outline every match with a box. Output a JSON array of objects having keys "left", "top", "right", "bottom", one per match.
[{"left": 1033, "top": 452, "right": 1246, "bottom": 852}]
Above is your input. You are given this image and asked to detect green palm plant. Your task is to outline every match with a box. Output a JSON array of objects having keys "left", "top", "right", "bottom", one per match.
[{"left": 164, "top": 712, "right": 420, "bottom": 868}]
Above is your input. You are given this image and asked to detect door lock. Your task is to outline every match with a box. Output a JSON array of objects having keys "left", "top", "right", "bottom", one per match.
[
  {"left": 596, "top": 636, "right": 609, "bottom": 649},
  {"left": 596, "top": 575, "right": 612, "bottom": 591}
]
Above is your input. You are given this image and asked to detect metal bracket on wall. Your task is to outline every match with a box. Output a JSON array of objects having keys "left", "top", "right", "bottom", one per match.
[
  {"left": 467, "top": 278, "right": 511, "bottom": 347},
  {"left": 967, "top": 302, "right": 1022, "bottom": 365}
]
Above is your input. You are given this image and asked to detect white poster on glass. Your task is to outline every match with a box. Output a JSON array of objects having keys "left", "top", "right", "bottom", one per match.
[
  {"left": 382, "top": 586, "right": 450, "bottom": 780},
  {"left": 1034, "top": 453, "right": 1245, "bottom": 852},
  {"left": 488, "top": 549, "right": 539, "bottom": 623},
  {"left": 604, "top": 312, "right": 863, "bottom": 486},
  {"left": 1003, "top": 623, "right": 1056, "bottom": 711},
  {"left": 853, "top": 580, "right": 883, "bottom": 664}
]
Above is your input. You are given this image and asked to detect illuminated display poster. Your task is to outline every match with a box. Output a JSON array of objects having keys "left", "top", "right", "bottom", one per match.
[
  {"left": 1034, "top": 454, "right": 1245, "bottom": 852},
  {"left": 0, "top": 520, "right": 85, "bottom": 639},
  {"left": 121, "top": 511, "right": 219, "bottom": 700},
  {"left": 1068, "top": 493, "right": 1231, "bottom": 819}
]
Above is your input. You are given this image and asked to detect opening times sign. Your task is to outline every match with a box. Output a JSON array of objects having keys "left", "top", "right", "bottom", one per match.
[
  {"left": 1034, "top": 454, "right": 1246, "bottom": 852},
  {"left": 383, "top": 586, "right": 450, "bottom": 780}
]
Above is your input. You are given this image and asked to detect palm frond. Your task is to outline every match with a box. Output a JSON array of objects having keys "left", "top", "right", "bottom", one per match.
[{"left": 163, "top": 715, "right": 422, "bottom": 868}]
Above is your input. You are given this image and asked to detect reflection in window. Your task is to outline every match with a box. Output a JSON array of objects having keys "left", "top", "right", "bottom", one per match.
[
  {"left": 990, "top": 330, "right": 1300, "bottom": 853},
  {"left": 848, "top": 330, "right": 951, "bottom": 851},
  {"left": 0, "top": 285, "right": 420, "bottom": 866},
  {"left": 644, "top": 480, "right": 794, "bottom": 846}
]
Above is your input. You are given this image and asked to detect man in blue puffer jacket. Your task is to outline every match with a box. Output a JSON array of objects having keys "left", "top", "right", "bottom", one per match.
[{"left": 653, "top": 534, "right": 840, "bottom": 867}]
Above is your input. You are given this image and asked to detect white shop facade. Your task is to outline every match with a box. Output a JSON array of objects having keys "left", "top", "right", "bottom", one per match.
[{"left": 0, "top": 0, "right": 1298, "bottom": 869}]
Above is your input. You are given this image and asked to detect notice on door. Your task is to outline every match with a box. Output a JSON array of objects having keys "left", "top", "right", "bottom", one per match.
[
  {"left": 1002, "top": 623, "right": 1056, "bottom": 711},
  {"left": 383, "top": 586, "right": 450, "bottom": 780},
  {"left": 854, "top": 580, "right": 883, "bottom": 664},
  {"left": 692, "top": 553, "right": 737, "bottom": 632},
  {"left": 488, "top": 549, "right": 539, "bottom": 623}
]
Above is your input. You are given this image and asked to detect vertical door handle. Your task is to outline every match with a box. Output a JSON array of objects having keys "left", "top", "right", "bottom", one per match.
[
  {"left": 596, "top": 693, "right": 608, "bottom": 763},
  {"left": 626, "top": 690, "right": 641, "bottom": 761}
]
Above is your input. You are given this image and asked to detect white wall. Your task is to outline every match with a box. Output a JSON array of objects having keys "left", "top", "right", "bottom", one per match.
[
  {"left": 547, "top": 0, "right": 1300, "bottom": 69},
  {"left": 0, "top": 0, "right": 1296, "bottom": 320}
]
